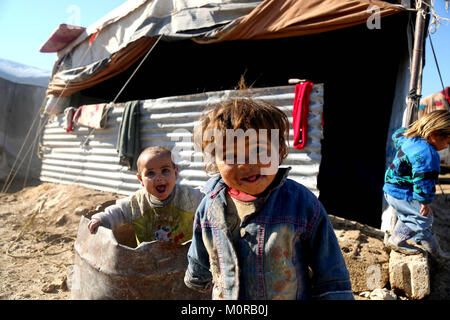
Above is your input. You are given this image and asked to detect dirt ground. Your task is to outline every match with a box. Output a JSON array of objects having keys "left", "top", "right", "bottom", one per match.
[
  {"left": 0, "top": 178, "right": 121, "bottom": 300},
  {"left": 0, "top": 176, "right": 449, "bottom": 300}
]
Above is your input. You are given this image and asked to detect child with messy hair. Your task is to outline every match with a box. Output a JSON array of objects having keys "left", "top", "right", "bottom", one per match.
[
  {"left": 88, "top": 146, "right": 203, "bottom": 245},
  {"left": 384, "top": 110, "right": 450, "bottom": 259},
  {"left": 184, "top": 98, "right": 353, "bottom": 300}
]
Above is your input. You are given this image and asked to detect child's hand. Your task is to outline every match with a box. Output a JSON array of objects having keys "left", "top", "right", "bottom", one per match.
[
  {"left": 88, "top": 218, "right": 102, "bottom": 234},
  {"left": 420, "top": 204, "right": 433, "bottom": 217}
]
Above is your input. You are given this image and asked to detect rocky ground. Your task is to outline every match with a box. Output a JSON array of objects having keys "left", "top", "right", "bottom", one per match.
[
  {"left": 0, "top": 176, "right": 449, "bottom": 300},
  {"left": 0, "top": 178, "right": 121, "bottom": 299}
]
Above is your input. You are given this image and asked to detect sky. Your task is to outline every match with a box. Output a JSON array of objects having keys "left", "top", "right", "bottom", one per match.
[
  {"left": 0, "top": 0, "right": 448, "bottom": 97},
  {"left": 422, "top": 0, "right": 450, "bottom": 97},
  {"left": 0, "top": 0, "right": 125, "bottom": 71}
]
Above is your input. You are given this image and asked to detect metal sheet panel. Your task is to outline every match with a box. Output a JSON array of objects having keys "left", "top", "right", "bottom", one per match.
[{"left": 40, "top": 85, "right": 323, "bottom": 196}]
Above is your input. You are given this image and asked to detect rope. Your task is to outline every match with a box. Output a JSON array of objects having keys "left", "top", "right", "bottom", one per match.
[
  {"left": 425, "top": 15, "right": 449, "bottom": 200},
  {"left": 6, "top": 197, "right": 47, "bottom": 256},
  {"left": 112, "top": 35, "right": 163, "bottom": 104},
  {"left": 423, "top": 0, "right": 450, "bottom": 34},
  {"left": 22, "top": 114, "right": 40, "bottom": 189},
  {"left": 428, "top": 33, "right": 446, "bottom": 94},
  {"left": 5, "top": 196, "right": 77, "bottom": 262},
  {"left": 3, "top": 33, "right": 161, "bottom": 190},
  {"left": 1, "top": 114, "right": 50, "bottom": 193},
  {"left": 1, "top": 30, "right": 99, "bottom": 193},
  {"left": 81, "top": 34, "right": 163, "bottom": 147},
  {"left": 1, "top": 108, "right": 44, "bottom": 193},
  {"left": 2, "top": 32, "right": 163, "bottom": 188}
]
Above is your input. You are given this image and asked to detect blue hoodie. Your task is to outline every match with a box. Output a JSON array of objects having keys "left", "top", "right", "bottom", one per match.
[{"left": 383, "top": 127, "right": 440, "bottom": 204}]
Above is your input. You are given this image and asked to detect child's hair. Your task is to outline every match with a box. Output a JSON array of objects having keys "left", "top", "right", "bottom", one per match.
[
  {"left": 137, "top": 146, "right": 176, "bottom": 173},
  {"left": 404, "top": 109, "right": 450, "bottom": 139},
  {"left": 196, "top": 98, "right": 289, "bottom": 173}
]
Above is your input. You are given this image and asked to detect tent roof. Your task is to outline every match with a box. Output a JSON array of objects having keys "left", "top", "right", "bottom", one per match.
[
  {"left": 195, "top": 0, "right": 405, "bottom": 42},
  {"left": 39, "top": 24, "right": 86, "bottom": 53},
  {"left": 44, "top": 0, "right": 406, "bottom": 99},
  {"left": 47, "top": 0, "right": 406, "bottom": 66},
  {"left": 52, "top": 0, "right": 261, "bottom": 69},
  {"left": 0, "top": 58, "right": 50, "bottom": 88}
]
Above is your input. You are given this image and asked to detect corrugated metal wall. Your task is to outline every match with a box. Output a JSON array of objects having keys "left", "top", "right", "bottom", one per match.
[{"left": 40, "top": 85, "right": 323, "bottom": 195}]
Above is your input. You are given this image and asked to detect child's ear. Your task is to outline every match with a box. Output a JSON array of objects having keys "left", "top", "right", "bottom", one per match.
[
  {"left": 136, "top": 172, "right": 144, "bottom": 186},
  {"left": 428, "top": 131, "right": 438, "bottom": 143},
  {"left": 174, "top": 166, "right": 179, "bottom": 179},
  {"left": 431, "top": 131, "right": 441, "bottom": 138}
]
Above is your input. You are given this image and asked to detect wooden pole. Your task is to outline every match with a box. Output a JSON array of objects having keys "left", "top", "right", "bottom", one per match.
[{"left": 403, "top": 0, "right": 429, "bottom": 127}]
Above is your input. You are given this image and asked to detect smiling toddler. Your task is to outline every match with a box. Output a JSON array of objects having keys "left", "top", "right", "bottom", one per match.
[
  {"left": 184, "top": 98, "right": 353, "bottom": 300},
  {"left": 88, "top": 146, "right": 203, "bottom": 245}
]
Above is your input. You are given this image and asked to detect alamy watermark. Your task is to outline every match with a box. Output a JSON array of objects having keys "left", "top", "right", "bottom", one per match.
[
  {"left": 170, "top": 128, "right": 281, "bottom": 175},
  {"left": 366, "top": 264, "right": 382, "bottom": 290},
  {"left": 66, "top": 5, "right": 81, "bottom": 25},
  {"left": 367, "top": 5, "right": 381, "bottom": 30}
]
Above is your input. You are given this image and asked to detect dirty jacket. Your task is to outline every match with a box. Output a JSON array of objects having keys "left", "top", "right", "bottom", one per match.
[
  {"left": 184, "top": 168, "right": 353, "bottom": 300},
  {"left": 383, "top": 127, "right": 440, "bottom": 204}
]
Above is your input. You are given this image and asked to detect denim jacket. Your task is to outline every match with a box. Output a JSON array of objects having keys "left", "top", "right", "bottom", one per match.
[{"left": 184, "top": 168, "right": 353, "bottom": 300}]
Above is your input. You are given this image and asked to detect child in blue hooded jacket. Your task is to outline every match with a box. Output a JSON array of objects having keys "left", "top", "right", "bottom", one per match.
[{"left": 383, "top": 110, "right": 450, "bottom": 258}]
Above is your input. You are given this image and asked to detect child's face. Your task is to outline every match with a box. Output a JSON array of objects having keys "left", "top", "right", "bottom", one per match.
[
  {"left": 137, "top": 152, "right": 178, "bottom": 200},
  {"left": 215, "top": 136, "right": 278, "bottom": 195},
  {"left": 429, "top": 132, "right": 450, "bottom": 151}
]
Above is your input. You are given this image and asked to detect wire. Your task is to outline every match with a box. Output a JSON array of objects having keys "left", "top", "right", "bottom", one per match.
[
  {"left": 428, "top": 33, "right": 446, "bottom": 94},
  {"left": 112, "top": 35, "right": 163, "bottom": 104},
  {"left": 1, "top": 29, "right": 101, "bottom": 193},
  {"left": 81, "top": 35, "right": 163, "bottom": 147}
]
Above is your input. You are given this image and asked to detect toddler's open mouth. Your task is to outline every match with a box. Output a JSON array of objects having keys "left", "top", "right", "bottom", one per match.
[
  {"left": 241, "top": 174, "right": 261, "bottom": 183},
  {"left": 155, "top": 185, "right": 167, "bottom": 193}
]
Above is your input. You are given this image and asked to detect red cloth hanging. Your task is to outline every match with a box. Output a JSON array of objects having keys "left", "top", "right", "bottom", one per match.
[
  {"left": 292, "top": 81, "right": 314, "bottom": 150},
  {"left": 89, "top": 28, "right": 100, "bottom": 45}
]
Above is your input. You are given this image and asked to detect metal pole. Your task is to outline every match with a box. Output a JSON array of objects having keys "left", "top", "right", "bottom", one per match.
[{"left": 403, "top": 0, "right": 429, "bottom": 127}]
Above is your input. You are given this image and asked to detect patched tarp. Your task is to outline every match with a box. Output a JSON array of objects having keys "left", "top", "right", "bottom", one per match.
[
  {"left": 39, "top": 24, "right": 86, "bottom": 53},
  {"left": 50, "top": 0, "right": 261, "bottom": 69},
  {"left": 46, "top": 37, "right": 156, "bottom": 98},
  {"left": 44, "top": 0, "right": 405, "bottom": 100},
  {"left": 195, "top": 0, "right": 404, "bottom": 42}
]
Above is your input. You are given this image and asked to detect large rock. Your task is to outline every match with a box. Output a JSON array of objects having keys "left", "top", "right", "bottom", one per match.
[
  {"left": 389, "top": 249, "right": 430, "bottom": 299},
  {"left": 330, "top": 215, "right": 390, "bottom": 293}
]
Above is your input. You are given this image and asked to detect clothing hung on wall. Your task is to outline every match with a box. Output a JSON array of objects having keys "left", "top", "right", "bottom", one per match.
[
  {"left": 117, "top": 100, "right": 141, "bottom": 171},
  {"left": 292, "top": 81, "right": 314, "bottom": 150}
]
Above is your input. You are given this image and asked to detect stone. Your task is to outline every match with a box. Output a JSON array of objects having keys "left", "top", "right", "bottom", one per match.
[
  {"left": 358, "top": 291, "right": 370, "bottom": 298},
  {"left": 41, "top": 276, "right": 67, "bottom": 293},
  {"left": 60, "top": 275, "right": 68, "bottom": 291},
  {"left": 55, "top": 214, "right": 67, "bottom": 226},
  {"left": 41, "top": 283, "right": 58, "bottom": 293},
  {"left": 74, "top": 208, "right": 89, "bottom": 216},
  {"left": 369, "top": 288, "right": 397, "bottom": 300},
  {"left": 389, "top": 249, "right": 430, "bottom": 299}
]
